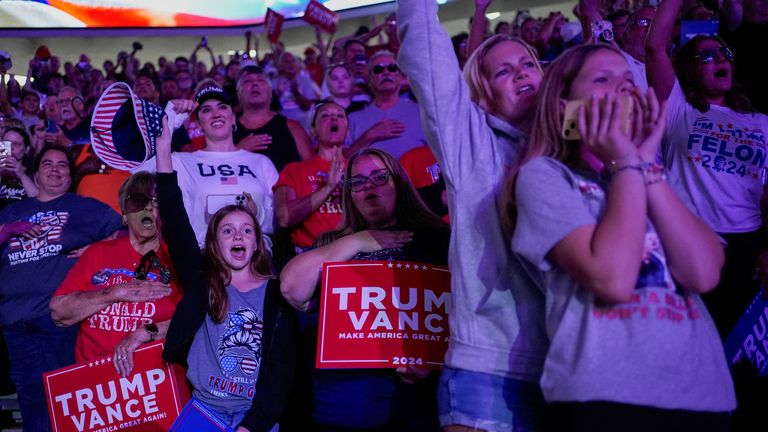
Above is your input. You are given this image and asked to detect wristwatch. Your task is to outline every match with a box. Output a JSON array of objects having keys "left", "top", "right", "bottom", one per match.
[{"left": 145, "top": 323, "right": 159, "bottom": 341}]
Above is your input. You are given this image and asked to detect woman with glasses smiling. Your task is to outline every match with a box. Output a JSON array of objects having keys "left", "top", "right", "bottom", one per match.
[
  {"left": 281, "top": 148, "right": 449, "bottom": 431},
  {"left": 646, "top": 0, "right": 768, "bottom": 338}
]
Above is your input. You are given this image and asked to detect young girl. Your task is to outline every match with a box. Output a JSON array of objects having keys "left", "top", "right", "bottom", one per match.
[
  {"left": 154, "top": 115, "right": 297, "bottom": 432},
  {"left": 510, "top": 44, "right": 735, "bottom": 431}
]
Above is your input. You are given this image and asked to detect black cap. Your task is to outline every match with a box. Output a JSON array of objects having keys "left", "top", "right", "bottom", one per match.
[{"left": 194, "top": 86, "right": 231, "bottom": 108}]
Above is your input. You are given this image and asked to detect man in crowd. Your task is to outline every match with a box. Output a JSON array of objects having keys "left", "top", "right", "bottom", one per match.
[{"left": 346, "top": 51, "right": 426, "bottom": 159}]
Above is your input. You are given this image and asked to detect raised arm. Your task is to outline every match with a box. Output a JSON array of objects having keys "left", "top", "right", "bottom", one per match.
[
  {"left": 468, "top": 0, "right": 493, "bottom": 55},
  {"left": 721, "top": 0, "right": 744, "bottom": 31},
  {"left": 645, "top": 0, "right": 682, "bottom": 102},
  {"left": 397, "top": 0, "right": 499, "bottom": 181}
]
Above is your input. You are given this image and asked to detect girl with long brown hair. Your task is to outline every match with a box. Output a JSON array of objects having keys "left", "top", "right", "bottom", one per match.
[{"left": 154, "top": 111, "right": 297, "bottom": 432}]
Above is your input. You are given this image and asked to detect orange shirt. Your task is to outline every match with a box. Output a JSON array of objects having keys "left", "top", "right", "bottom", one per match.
[
  {"left": 75, "top": 144, "right": 130, "bottom": 214},
  {"left": 399, "top": 145, "right": 440, "bottom": 189},
  {"left": 273, "top": 155, "right": 343, "bottom": 248}
]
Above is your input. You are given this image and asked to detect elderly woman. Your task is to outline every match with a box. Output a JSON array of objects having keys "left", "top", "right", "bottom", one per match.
[
  {"left": 50, "top": 172, "right": 182, "bottom": 376},
  {"left": 281, "top": 148, "right": 449, "bottom": 431},
  {"left": 0, "top": 144, "right": 122, "bottom": 432},
  {"left": 273, "top": 102, "right": 347, "bottom": 251},
  {"left": 0, "top": 126, "right": 38, "bottom": 209}
]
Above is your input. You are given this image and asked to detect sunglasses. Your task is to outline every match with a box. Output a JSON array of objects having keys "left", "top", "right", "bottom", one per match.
[
  {"left": 372, "top": 63, "right": 399, "bottom": 75},
  {"left": 125, "top": 193, "right": 158, "bottom": 213},
  {"left": 631, "top": 18, "right": 651, "bottom": 28},
  {"left": 134, "top": 250, "right": 171, "bottom": 284},
  {"left": 347, "top": 168, "right": 391, "bottom": 192},
  {"left": 694, "top": 47, "right": 735, "bottom": 64}
]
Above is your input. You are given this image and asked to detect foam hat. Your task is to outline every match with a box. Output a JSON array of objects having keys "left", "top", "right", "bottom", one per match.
[{"left": 90, "top": 82, "right": 165, "bottom": 171}]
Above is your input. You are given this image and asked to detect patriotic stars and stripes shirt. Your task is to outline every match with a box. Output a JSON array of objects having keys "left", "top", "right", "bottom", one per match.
[{"left": 186, "top": 281, "right": 268, "bottom": 412}]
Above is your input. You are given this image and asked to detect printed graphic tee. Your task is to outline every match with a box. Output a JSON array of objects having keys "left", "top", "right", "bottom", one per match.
[
  {"left": 512, "top": 157, "right": 736, "bottom": 412},
  {"left": 187, "top": 282, "right": 267, "bottom": 413},
  {"left": 138, "top": 150, "right": 279, "bottom": 247},
  {"left": 664, "top": 80, "right": 768, "bottom": 233},
  {"left": 0, "top": 194, "right": 122, "bottom": 325},
  {"left": 54, "top": 238, "right": 182, "bottom": 363}
]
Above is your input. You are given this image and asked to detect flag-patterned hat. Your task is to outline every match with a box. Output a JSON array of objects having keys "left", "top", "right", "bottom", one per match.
[{"left": 90, "top": 82, "right": 165, "bottom": 171}]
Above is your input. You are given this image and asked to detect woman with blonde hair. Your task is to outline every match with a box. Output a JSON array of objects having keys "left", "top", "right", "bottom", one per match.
[
  {"left": 398, "top": 0, "right": 547, "bottom": 429},
  {"left": 510, "top": 43, "right": 734, "bottom": 431}
]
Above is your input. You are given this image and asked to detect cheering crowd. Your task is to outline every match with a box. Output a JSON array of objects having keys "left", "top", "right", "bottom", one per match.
[{"left": 1, "top": 0, "right": 767, "bottom": 430}]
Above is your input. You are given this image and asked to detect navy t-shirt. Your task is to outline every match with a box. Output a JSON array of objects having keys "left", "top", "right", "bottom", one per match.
[{"left": 0, "top": 193, "right": 122, "bottom": 325}]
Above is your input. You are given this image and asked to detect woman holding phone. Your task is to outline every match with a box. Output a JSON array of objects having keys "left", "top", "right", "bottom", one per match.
[
  {"left": 509, "top": 44, "right": 734, "bottom": 431},
  {"left": 0, "top": 127, "right": 37, "bottom": 208}
]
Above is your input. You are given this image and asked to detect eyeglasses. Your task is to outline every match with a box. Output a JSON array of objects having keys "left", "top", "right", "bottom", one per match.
[
  {"left": 347, "top": 168, "right": 391, "bottom": 192},
  {"left": 630, "top": 18, "right": 651, "bottom": 28},
  {"left": 694, "top": 47, "right": 735, "bottom": 64},
  {"left": 372, "top": 63, "right": 399, "bottom": 75},
  {"left": 125, "top": 193, "right": 158, "bottom": 213}
]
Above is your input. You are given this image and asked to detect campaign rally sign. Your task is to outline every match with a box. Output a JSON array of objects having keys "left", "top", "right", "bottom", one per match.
[
  {"left": 725, "top": 291, "right": 768, "bottom": 376},
  {"left": 265, "top": 8, "right": 285, "bottom": 44},
  {"left": 317, "top": 260, "right": 451, "bottom": 370},
  {"left": 302, "top": 0, "right": 339, "bottom": 34},
  {"left": 44, "top": 341, "right": 183, "bottom": 432}
]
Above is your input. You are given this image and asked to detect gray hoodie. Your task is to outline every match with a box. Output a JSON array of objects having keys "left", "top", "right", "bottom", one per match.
[{"left": 397, "top": 0, "right": 547, "bottom": 381}]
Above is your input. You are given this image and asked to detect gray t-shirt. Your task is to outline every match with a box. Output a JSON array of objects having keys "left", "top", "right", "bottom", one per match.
[
  {"left": 348, "top": 98, "right": 427, "bottom": 159},
  {"left": 512, "top": 157, "right": 736, "bottom": 412},
  {"left": 187, "top": 282, "right": 268, "bottom": 413}
]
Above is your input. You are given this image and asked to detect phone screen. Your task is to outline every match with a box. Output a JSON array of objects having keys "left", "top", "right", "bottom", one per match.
[
  {"left": 0, "top": 141, "right": 11, "bottom": 158},
  {"left": 46, "top": 120, "right": 58, "bottom": 133}
]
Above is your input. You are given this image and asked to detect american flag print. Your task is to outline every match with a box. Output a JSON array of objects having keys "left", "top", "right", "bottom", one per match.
[
  {"left": 220, "top": 176, "right": 238, "bottom": 185},
  {"left": 217, "top": 308, "right": 263, "bottom": 379},
  {"left": 91, "top": 82, "right": 165, "bottom": 171},
  {"left": 9, "top": 211, "right": 69, "bottom": 252}
]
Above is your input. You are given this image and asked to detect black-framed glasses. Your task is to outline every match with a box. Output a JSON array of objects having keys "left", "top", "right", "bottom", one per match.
[
  {"left": 631, "top": 18, "right": 651, "bottom": 28},
  {"left": 694, "top": 47, "right": 734, "bottom": 64},
  {"left": 347, "top": 168, "right": 391, "bottom": 192},
  {"left": 372, "top": 63, "right": 399, "bottom": 75},
  {"left": 125, "top": 193, "right": 158, "bottom": 213}
]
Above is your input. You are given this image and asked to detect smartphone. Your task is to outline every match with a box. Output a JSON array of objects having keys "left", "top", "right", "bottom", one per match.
[
  {"left": 46, "top": 119, "right": 58, "bottom": 133},
  {"left": 206, "top": 194, "right": 246, "bottom": 215},
  {"left": 561, "top": 96, "right": 634, "bottom": 141},
  {"left": 0, "top": 141, "right": 10, "bottom": 158}
]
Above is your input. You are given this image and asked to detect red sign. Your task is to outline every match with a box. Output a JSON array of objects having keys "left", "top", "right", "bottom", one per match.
[
  {"left": 44, "top": 342, "right": 182, "bottom": 432},
  {"left": 317, "top": 260, "right": 451, "bottom": 370},
  {"left": 302, "top": 0, "right": 339, "bottom": 34},
  {"left": 265, "top": 8, "right": 285, "bottom": 44}
]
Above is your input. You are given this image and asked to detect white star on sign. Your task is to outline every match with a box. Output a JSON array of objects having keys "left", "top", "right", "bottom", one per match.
[
  {"left": 405, "top": 264, "right": 411, "bottom": 269},
  {"left": 387, "top": 262, "right": 394, "bottom": 268},
  {"left": 422, "top": 265, "right": 428, "bottom": 270},
  {"left": 396, "top": 263, "right": 402, "bottom": 268}
]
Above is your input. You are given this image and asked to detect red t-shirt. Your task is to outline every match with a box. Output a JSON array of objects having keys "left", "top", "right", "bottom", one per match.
[
  {"left": 54, "top": 237, "right": 182, "bottom": 363},
  {"left": 399, "top": 145, "right": 440, "bottom": 189},
  {"left": 273, "top": 155, "right": 343, "bottom": 248}
]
